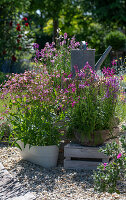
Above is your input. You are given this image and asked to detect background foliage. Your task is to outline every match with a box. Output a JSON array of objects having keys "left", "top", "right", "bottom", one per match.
[{"left": 0, "top": 0, "right": 126, "bottom": 73}]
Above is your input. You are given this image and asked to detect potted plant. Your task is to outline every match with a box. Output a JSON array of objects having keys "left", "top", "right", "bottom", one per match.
[
  {"left": 1, "top": 69, "right": 65, "bottom": 168},
  {"left": 62, "top": 63, "right": 120, "bottom": 146}
]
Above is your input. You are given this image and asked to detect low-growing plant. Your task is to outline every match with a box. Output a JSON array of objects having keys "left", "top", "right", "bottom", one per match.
[{"left": 93, "top": 135, "right": 126, "bottom": 193}]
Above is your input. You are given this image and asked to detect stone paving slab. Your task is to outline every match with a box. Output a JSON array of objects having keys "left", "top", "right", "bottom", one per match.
[{"left": 0, "top": 162, "right": 35, "bottom": 200}]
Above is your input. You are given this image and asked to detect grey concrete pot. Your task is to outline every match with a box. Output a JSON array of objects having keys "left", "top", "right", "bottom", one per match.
[{"left": 17, "top": 141, "right": 59, "bottom": 168}]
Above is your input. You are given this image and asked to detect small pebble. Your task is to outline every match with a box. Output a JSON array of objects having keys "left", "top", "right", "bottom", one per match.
[{"left": 0, "top": 142, "right": 126, "bottom": 200}]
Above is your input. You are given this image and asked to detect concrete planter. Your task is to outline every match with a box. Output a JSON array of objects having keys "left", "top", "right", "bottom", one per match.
[{"left": 17, "top": 141, "right": 59, "bottom": 168}]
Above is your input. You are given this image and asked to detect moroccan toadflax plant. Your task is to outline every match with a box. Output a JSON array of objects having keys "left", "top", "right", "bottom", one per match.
[
  {"left": 0, "top": 69, "right": 67, "bottom": 146},
  {"left": 62, "top": 63, "right": 121, "bottom": 142}
]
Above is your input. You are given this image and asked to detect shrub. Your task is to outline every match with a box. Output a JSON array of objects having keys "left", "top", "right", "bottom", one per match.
[{"left": 104, "top": 30, "right": 126, "bottom": 51}]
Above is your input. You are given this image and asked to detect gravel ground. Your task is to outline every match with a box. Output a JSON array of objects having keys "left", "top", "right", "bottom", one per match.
[{"left": 0, "top": 142, "right": 126, "bottom": 200}]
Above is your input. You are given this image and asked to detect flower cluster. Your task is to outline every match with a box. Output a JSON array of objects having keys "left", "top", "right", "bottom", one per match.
[
  {"left": 102, "top": 67, "right": 115, "bottom": 77},
  {"left": 16, "top": 24, "right": 21, "bottom": 31},
  {"left": 0, "top": 34, "right": 122, "bottom": 148},
  {"left": 16, "top": 17, "right": 29, "bottom": 31},
  {"left": 33, "top": 34, "right": 81, "bottom": 73},
  {"left": 1, "top": 16, "right": 31, "bottom": 64}
]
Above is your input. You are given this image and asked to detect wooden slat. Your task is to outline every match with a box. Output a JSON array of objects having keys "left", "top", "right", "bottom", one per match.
[
  {"left": 64, "top": 143, "right": 109, "bottom": 169},
  {"left": 64, "top": 159, "right": 99, "bottom": 170},
  {"left": 64, "top": 144, "right": 108, "bottom": 159}
]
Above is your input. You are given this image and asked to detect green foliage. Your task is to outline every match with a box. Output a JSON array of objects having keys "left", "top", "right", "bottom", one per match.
[
  {"left": 81, "top": 0, "right": 126, "bottom": 28},
  {"left": 104, "top": 30, "right": 126, "bottom": 51},
  {"left": 93, "top": 135, "right": 126, "bottom": 193},
  {"left": 0, "top": 70, "right": 65, "bottom": 147},
  {"left": 0, "top": 0, "right": 30, "bottom": 10},
  {"left": 0, "top": 121, "right": 11, "bottom": 142},
  {"left": 0, "top": 72, "right": 9, "bottom": 84},
  {"left": 67, "top": 86, "right": 97, "bottom": 142},
  {"left": 30, "top": 0, "right": 64, "bottom": 42},
  {"left": 116, "top": 96, "right": 126, "bottom": 122},
  {"left": 8, "top": 101, "right": 62, "bottom": 147},
  {"left": 86, "top": 22, "right": 106, "bottom": 54},
  {"left": 122, "top": 124, "right": 126, "bottom": 131}
]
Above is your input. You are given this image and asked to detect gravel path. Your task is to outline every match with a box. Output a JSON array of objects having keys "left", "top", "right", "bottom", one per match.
[{"left": 0, "top": 143, "right": 126, "bottom": 200}]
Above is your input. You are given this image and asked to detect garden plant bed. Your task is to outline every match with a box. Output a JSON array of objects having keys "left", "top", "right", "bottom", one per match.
[{"left": 0, "top": 31, "right": 126, "bottom": 198}]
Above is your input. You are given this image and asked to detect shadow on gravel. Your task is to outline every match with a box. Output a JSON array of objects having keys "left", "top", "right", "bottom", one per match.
[{"left": 10, "top": 159, "right": 94, "bottom": 194}]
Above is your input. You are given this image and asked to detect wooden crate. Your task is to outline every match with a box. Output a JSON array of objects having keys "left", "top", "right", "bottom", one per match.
[{"left": 64, "top": 143, "right": 109, "bottom": 170}]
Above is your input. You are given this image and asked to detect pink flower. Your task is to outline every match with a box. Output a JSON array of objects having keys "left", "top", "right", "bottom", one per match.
[
  {"left": 117, "top": 153, "right": 122, "bottom": 159},
  {"left": 72, "top": 88, "right": 76, "bottom": 92},
  {"left": 103, "top": 162, "right": 107, "bottom": 170},
  {"left": 111, "top": 59, "right": 116, "bottom": 66},
  {"left": 103, "top": 163, "right": 107, "bottom": 167},
  {"left": 68, "top": 73, "right": 72, "bottom": 78},
  {"left": 71, "top": 101, "right": 76, "bottom": 107},
  {"left": 51, "top": 60, "right": 54, "bottom": 63},
  {"left": 74, "top": 65, "right": 79, "bottom": 73}
]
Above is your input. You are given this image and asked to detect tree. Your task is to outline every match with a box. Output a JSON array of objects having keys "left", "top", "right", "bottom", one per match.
[
  {"left": 0, "top": 0, "right": 33, "bottom": 72},
  {"left": 80, "top": 0, "right": 126, "bottom": 30},
  {"left": 30, "top": 0, "right": 65, "bottom": 44}
]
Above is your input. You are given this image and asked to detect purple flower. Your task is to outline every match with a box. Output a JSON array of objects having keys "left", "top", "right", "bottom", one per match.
[
  {"left": 103, "top": 162, "right": 107, "bottom": 170},
  {"left": 79, "top": 84, "right": 85, "bottom": 88},
  {"left": 117, "top": 153, "right": 122, "bottom": 159},
  {"left": 33, "top": 43, "right": 39, "bottom": 49},
  {"left": 68, "top": 73, "right": 72, "bottom": 78},
  {"left": 111, "top": 59, "right": 117, "bottom": 66},
  {"left": 64, "top": 33, "right": 67, "bottom": 40},
  {"left": 102, "top": 67, "right": 115, "bottom": 77},
  {"left": 71, "top": 101, "right": 76, "bottom": 107}
]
